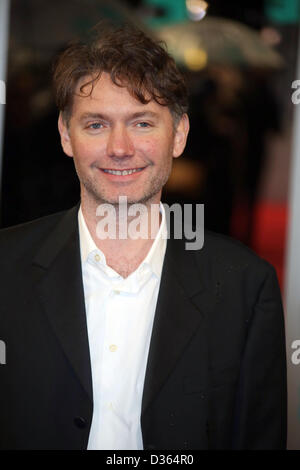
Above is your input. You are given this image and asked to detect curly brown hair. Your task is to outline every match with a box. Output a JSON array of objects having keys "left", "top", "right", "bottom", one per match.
[{"left": 53, "top": 22, "right": 188, "bottom": 126}]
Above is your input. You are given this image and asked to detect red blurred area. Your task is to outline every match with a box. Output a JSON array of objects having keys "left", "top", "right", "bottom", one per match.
[{"left": 231, "top": 202, "right": 288, "bottom": 290}]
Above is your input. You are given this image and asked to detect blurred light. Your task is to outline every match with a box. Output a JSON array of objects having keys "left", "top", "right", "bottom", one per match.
[
  {"left": 186, "top": 0, "right": 208, "bottom": 21},
  {"left": 184, "top": 47, "right": 207, "bottom": 70},
  {"left": 260, "top": 26, "right": 282, "bottom": 47}
]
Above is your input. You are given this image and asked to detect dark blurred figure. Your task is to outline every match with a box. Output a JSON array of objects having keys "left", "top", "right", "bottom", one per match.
[
  {"left": 164, "top": 65, "right": 281, "bottom": 243},
  {"left": 1, "top": 63, "right": 79, "bottom": 228}
]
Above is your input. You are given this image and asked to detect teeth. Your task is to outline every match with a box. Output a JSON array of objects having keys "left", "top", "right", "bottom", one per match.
[{"left": 103, "top": 168, "right": 142, "bottom": 175}]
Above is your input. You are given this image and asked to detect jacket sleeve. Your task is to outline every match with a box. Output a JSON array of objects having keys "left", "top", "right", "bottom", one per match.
[{"left": 231, "top": 265, "right": 287, "bottom": 449}]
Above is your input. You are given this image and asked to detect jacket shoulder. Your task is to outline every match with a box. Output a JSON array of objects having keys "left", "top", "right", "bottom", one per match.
[
  {"left": 197, "top": 230, "right": 277, "bottom": 282},
  {"left": 0, "top": 209, "right": 71, "bottom": 256}
]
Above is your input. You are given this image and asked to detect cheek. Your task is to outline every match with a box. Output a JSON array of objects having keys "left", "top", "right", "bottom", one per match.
[
  {"left": 138, "top": 136, "right": 171, "bottom": 161},
  {"left": 71, "top": 136, "right": 101, "bottom": 162}
]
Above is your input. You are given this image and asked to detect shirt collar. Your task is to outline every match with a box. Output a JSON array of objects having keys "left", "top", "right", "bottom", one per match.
[{"left": 78, "top": 203, "right": 167, "bottom": 280}]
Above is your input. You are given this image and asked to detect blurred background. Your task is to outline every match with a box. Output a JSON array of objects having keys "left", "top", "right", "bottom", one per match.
[
  {"left": 0, "top": 0, "right": 300, "bottom": 448},
  {"left": 1, "top": 0, "right": 297, "bottom": 289}
]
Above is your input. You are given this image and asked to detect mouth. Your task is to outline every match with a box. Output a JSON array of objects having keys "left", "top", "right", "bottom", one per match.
[{"left": 101, "top": 167, "right": 145, "bottom": 176}]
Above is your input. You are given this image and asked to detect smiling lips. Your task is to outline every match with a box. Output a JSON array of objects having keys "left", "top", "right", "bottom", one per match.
[{"left": 101, "top": 167, "right": 144, "bottom": 176}]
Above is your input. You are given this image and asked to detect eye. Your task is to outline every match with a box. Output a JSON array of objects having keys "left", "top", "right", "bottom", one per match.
[
  {"left": 136, "top": 122, "right": 151, "bottom": 128},
  {"left": 87, "top": 122, "right": 103, "bottom": 130}
]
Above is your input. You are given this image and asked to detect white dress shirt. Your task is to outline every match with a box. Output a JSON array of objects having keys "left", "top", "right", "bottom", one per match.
[{"left": 78, "top": 205, "right": 167, "bottom": 450}]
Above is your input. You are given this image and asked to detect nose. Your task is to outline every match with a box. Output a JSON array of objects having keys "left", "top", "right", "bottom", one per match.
[{"left": 106, "top": 125, "right": 134, "bottom": 159}]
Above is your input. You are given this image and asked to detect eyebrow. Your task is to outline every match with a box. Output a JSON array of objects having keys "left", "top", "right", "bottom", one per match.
[{"left": 78, "top": 111, "right": 159, "bottom": 122}]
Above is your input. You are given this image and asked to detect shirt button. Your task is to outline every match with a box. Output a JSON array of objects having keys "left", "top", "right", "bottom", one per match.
[
  {"left": 109, "top": 344, "right": 118, "bottom": 352},
  {"left": 94, "top": 254, "right": 100, "bottom": 262},
  {"left": 74, "top": 416, "right": 87, "bottom": 429}
]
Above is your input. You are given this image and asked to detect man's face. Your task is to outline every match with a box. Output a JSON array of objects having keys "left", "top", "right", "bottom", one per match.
[{"left": 58, "top": 72, "right": 189, "bottom": 207}]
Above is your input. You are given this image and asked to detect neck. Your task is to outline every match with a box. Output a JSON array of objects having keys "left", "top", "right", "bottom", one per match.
[{"left": 80, "top": 195, "right": 162, "bottom": 278}]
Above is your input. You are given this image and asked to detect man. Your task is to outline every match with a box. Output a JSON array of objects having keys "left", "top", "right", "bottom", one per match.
[{"left": 0, "top": 23, "right": 286, "bottom": 450}]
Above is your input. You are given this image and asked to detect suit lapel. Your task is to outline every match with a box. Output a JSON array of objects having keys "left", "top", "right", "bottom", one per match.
[
  {"left": 33, "top": 206, "right": 93, "bottom": 402},
  {"left": 142, "top": 236, "right": 216, "bottom": 415}
]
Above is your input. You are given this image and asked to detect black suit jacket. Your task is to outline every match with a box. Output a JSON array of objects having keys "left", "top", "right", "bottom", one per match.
[{"left": 0, "top": 205, "right": 287, "bottom": 449}]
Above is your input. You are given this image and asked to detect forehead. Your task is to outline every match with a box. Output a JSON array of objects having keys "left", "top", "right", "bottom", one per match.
[{"left": 72, "top": 72, "right": 172, "bottom": 119}]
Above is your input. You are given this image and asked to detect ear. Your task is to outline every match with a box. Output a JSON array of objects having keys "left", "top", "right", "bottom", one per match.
[
  {"left": 58, "top": 113, "right": 74, "bottom": 157},
  {"left": 172, "top": 113, "right": 190, "bottom": 159}
]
